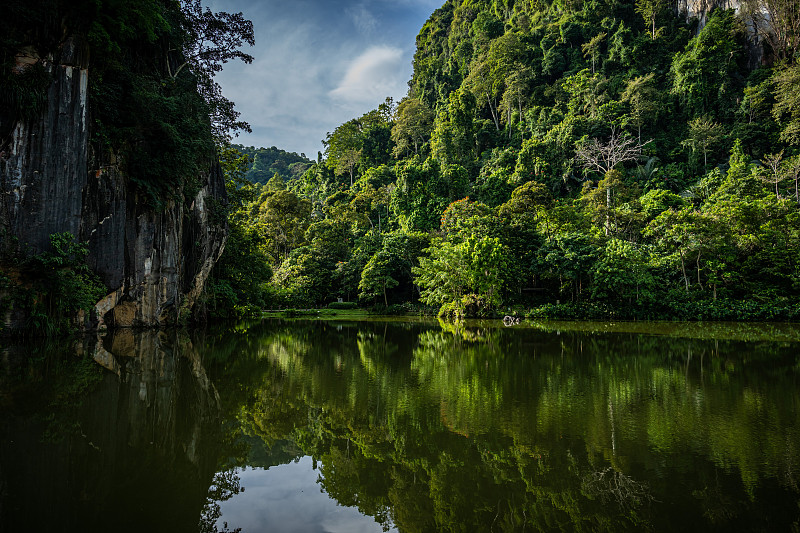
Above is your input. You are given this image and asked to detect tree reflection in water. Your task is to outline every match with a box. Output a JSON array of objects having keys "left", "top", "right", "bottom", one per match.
[
  {"left": 199, "top": 470, "right": 243, "bottom": 533},
  {"left": 200, "top": 319, "right": 800, "bottom": 533}
]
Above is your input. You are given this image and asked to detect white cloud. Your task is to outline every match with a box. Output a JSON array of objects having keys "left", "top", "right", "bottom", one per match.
[
  {"left": 210, "top": 0, "right": 433, "bottom": 156},
  {"left": 329, "top": 46, "right": 406, "bottom": 105},
  {"left": 347, "top": 3, "right": 379, "bottom": 35}
]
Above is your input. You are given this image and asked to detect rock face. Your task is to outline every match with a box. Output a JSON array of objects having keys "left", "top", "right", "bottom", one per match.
[
  {"left": 676, "top": 0, "right": 765, "bottom": 68},
  {"left": 677, "top": 0, "right": 741, "bottom": 29},
  {"left": 83, "top": 164, "right": 227, "bottom": 328},
  {"left": 0, "top": 37, "right": 227, "bottom": 330},
  {"left": 1, "top": 36, "right": 89, "bottom": 253}
]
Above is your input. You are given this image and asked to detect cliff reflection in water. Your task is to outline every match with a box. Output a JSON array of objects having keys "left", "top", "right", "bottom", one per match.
[
  {"left": 1, "top": 320, "right": 799, "bottom": 532},
  {"left": 0, "top": 330, "right": 227, "bottom": 533}
]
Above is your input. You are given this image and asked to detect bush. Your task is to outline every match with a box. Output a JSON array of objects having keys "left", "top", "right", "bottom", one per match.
[
  {"left": 384, "top": 302, "right": 418, "bottom": 315},
  {"left": 526, "top": 297, "right": 800, "bottom": 322},
  {"left": 327, "top": 301, "right": 358, "bottom": 310},
  {"left": 3, "top": 233, "right": 106, "bottom": 336}
]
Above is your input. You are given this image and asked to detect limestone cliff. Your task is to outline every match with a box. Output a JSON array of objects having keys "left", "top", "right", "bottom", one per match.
[
  {"left": 677, "top": 0, "right": 741, "bottom": 29},
  {"left": 0, "top": 37, "right": 227, "bottom": 330}
]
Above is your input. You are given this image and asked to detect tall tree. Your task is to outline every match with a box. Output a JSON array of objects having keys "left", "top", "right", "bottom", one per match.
[
  {"left": 575, "top": 128, "right": 649, "bottom": 176},
  {"left": 174, "top": 0, "right": 255, "bottom": 142},
  {"left": 391, "top": 98, "right": 434, "bottom": 157},
  {"left": 581, "top": 32, "right": 606, "bottom": 74},
  {"left": 621, "top": 73, "right": 659, "bottom": 142},
  {"left": 324, "top": 119, "right": 363, "bottom": 186},
  {"left": 576, "top": 128, "right": 649, "bottom": 235},
  {"left": 773, "top": 61, "right": 800, "bottom": 145},
  {"left": 635, "top": 0, "right": 668, "bottom": 40},
  {"left": 682, "top": 116, "right": 724, "bottom": 169},
  {"left": 359, "top": 250, "right": 399, "bottom": 306},
  {"left": 759, "top": 150, "right": 786, "bottom": 198}
]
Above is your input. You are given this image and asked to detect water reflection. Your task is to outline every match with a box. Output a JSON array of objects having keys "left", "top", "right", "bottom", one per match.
[
  {"left": 1, "top": 320, "right": 799, "bottom": 532},
  {"left": 201, "top": 319, "right": 800, "bottom": 532},
  {"left": 0, "top": 330, "right": 224, "bottom": 533}
]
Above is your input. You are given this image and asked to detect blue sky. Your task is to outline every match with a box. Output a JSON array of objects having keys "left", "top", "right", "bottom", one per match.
[{"left": 208, "top": 0, "right": 443, "bottom": 158}]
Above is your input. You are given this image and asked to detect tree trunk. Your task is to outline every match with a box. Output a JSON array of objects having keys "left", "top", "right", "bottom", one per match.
[
  {"left": 680, "top": 250, "right": 689, "bottom": 292},
  {"left": 696, "top": 251, "right": 703, "bottom": 290},
  {"left": 487, "top": 94, "right": 500, "bottom": 130}
]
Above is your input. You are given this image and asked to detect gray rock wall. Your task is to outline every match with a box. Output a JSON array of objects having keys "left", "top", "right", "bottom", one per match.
[
  {"left": 677, "top": 0, "right": 742, "bottom": 30},
  {"left": 1, "top": 36, "right": 89, "bottom": 253},
  {"left": 0, "top": 38, "right": 227, "bottom": 330}
]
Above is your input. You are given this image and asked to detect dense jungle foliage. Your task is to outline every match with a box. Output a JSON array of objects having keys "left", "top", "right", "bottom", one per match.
[
  {"left": 233, "top": 145, "right": 314, "bottom": 186},
  {"left": 208, "top": 0, "right": 800, "bottom": 320}
]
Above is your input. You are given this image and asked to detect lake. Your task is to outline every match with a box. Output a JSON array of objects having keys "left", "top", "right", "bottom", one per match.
[{"left": 1, "top": 319, "right": 799, "bottom": 532}]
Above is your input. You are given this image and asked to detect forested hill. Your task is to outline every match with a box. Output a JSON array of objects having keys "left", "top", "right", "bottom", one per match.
[
  {"left": 233, "top": 145, "right": 313, "bottom": 186},
  {"left": 208, "top": 0, "right": 800, "bottom": 321}
]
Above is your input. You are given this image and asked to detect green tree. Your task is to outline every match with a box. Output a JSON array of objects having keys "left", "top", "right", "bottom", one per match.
[
  {"left": 173, "top": 0, "right": 255, "bottom": 142},
  {"left": 359, "top": 251, "right": 399, "bottom": 306},
  {"left": 499, "top": 67, "right": 533, "bottom": 134},
  {"left": 682, "top": 116, "right": 724, "bottom": 169},
  {"left": 635, "top": 0, "right": 669, "bottom": 40},
  {"left": 431, "top": 89, "right": 477, "bottom": 169},
  {"left": 591, "top": 238, "right": 656, "bottom": 303},
  {"left": 413, "top": 239, "right": 471, "bottom": 314},
  {"left": 392, "top": 98, "right": 434, "bottom": 157},
  {"left": 581, "top": 32, "right": 606, "bottom": 74},
  {"left": 773, "top": 61, "right": 800, "bottom": 145},
  {"left": 621, "top": 73, "right": 659, "bottom": 142},
  {"left": 670, "top": 9, "right": 744, "bottom": 117},
  {"left": 206, "top": 146, "right": 272, "bottom": 317},
  {"left": 537, "top": 233, "right": 600, "bottom": 303},
  {"left": 259, "top": 189, "right": 312, "bottom": 264},
  {"left": 324, "top": 119, "right": 363, "bottom": 187},
  {"left": 413, "top": 234, "right": 509, "bottom": 317},
  {"left": 465, "top": 33, "right": 527, "bottom": 130}
]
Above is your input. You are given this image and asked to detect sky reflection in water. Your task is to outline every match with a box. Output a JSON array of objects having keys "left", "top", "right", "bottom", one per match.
[{"left": 217, "top": 458, "right": 394, "bottom": 533}]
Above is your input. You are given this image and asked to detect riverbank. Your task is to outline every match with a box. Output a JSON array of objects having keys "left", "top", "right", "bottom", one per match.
[{"left": 256, "top": 297, "right": 800, "bottom": 323}]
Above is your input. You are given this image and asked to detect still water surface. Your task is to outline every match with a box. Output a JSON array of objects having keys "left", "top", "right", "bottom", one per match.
[{"left": 1, "top": 319, "right": 799, "bottom": 532}]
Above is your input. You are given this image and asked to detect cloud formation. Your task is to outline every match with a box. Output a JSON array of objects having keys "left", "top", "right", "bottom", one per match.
[
  {"left": 347, "top": 3, "right": 379, "bottom": 36},
  {"left": 209, "top": 0, "right": 437, "bottom": 157},
  {"left": 329, "top": 46, "right": 406, "bottom": 104}
]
